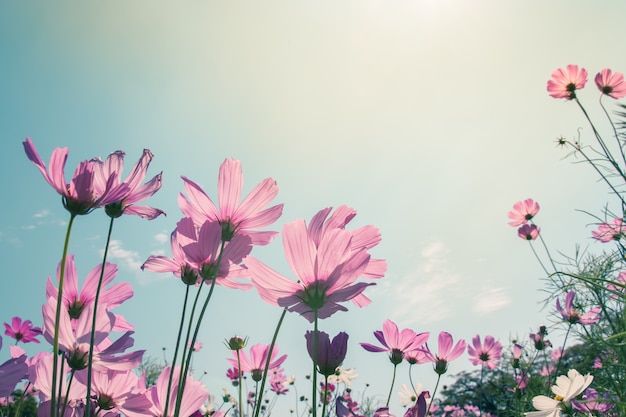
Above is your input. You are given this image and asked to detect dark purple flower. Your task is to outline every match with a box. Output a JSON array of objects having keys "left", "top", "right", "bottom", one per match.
[{"left": 305, "top": 330, "right": 348, "bottom": 377}]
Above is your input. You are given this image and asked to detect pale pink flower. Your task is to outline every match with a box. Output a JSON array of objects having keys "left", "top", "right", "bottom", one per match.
[
  {"left": 547, "top": 65, "right": 588, "bottom": 100},
  {"left": 92, "top": 149, "right": 165, "bottom": 219},
  {"left": 74, "top": 369, "right": 146, "bottom": 417},
  {"left": 142, "top": 217, "right": 252, "bottom": 289},
  {"left": 467, "top": 334, "right": 503, "bottom": 370},
  {"left": 529, "top": 327, "right": 552, "bottom": 351},
  {"left": 46, "top": 255, "right": 134, "bottom": 331},
  {"left": 178, "top": 158, "right": 283, "bottom": 245},
  {"left": 550, "top": 348, "right": 565, "bottom": 362},
  {"left": 518, "top": 224, "right": 540, "bottom": 240},
  {"left": 133, "top": 366, "right": 208, "bottom": 417},
  {"left": 556, "top": 291, "right": 601, "bottom": 325},
  {"left": 3, "top": 317, "right": 42, "bottom": 344},
  {"left": 607, "top": 271, "right": 626, "bottom": 298},
  {"left": 245, "top": 211, "right": 377, "bottom": 322},
  {"left": 227, "top": 343, "right": 287, "bottom": 382},
  {"left": 422, "top": 331, "right": 467, "bottom": 375},
  {"left": 508, "top": 199, "right": 540, "bottom": 227},
  {"left": 41, "top": 297, "right": 143, "bottom": 372},
  {"left": 592, "top": 217, "right": 626, "bottom": 242},
  {"left": 23, "top": 138, "right": 127, "bottom": 215},
  {"left": 539, "top": 364, "right": 555, "bottom": 377},
  {"left": 360, "top": 320, "right": 429, "bottom": 365},
  {"left": 595, "top": 68, "right": 626, "bottom": 99}
]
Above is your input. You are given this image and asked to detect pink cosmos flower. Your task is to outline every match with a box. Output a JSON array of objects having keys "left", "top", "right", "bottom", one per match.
[
  {"left": 245, "top": 211, "right": 376, "bottom": 322},
  {"left": 74, "top": 369, "right": 146, "bottom": 417},
  {"left": 23, "top": 138, "right": 127, "bottom": 215},
  {"left": 547, "top": 65, "right": 588, "bottom": 100},
  {"left": 592, "top": 217, "right": 626, "bottom": 242},
  {"left": 42, "top": 297, "right": 144, "bottom": 372},
  {"left": 29, "top": 352, "right": 87, "bottom": 406},
  {"left": 91, "top": 149, "right": 165, "bottom": 219},
  {"left": 178, "top": 158, "right": 283, "bottom": 245},
  {"left": 304, "top": 205, "right": 387, "bottom": 308},
  {"left": 556, "top": 291, "right": 601, "bottom": 325},
  {"left": 572, "top": 388, "right": 615, "bottom": 414},
  {"left": 422, "top": 331, "right": 467, "bottom": 375},
  {"left": 3, "top": 317, "right": 42, "bottom": 344},
  {"left": 518, "top": 224, "right": 540, "bottom": 240},
  {"left": 529, "top": 326, "right": 552, "bottom": 351},
  {"left": 607, "top": 270, "right": 626, "bottom": 297},
  {"left": 130, "top": 366, "right": 208, "bottom": 417},
  {"left": 539, "top": 364, "right": 555, "bottom": 377},
  {"left": 269, "top": 367, "right": 289, "bottom": 395},
  {"left": 46, "top": 255, "right": 134, "bottom": 332},
  {"left": 595, "top": 68, "right": 626, "bottom": 99},
  {"left": 227, "top": 343, "right": 287, "bottom": 382},
  {"left": 508, "top": 199, "right": 540, "bottom": 227},
  {"left": 360, "top": 320, "right": 429, "bottom": 365},
  {"left": 467, "top": 334, "right": 503, "bottom": 370},
  {"left": 142, "top": 217, "right": 252, "bottom": 289}
]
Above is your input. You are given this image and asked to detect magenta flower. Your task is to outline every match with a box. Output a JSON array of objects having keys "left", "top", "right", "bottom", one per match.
[
  {"left": 556, "top": 291, "right": 601, "bottom": 325},
  {"left": 607, "top": 270, "right": 626, "bottom": 297},
  {"left": 227, "top": 343, "right": 287, "bottom": 382},
  {"left": 518, "top": 224, "right": 540, "bottom": 240},
  {"left": 547, "top": 65, "right": 588, "bottom": 100},
  {"left": 508, "top": 199, "right": 540, "bottom": 227},
  {"left": 529, "top": 326, "right": 552, "bottom": 351},
  {"left": 595, "top": 68, "right": 626, "bottom": 99},
  {"left": 422, "top": 331, "right": 466, "bottom": 375},
  {"left": 245, "top": 212, "right": 377, "bottom": 322},
  {"left": 592, "top": 217, "right": 626, "bottom": 242},
  {"left": 572, "top": 388, "right": 615, "bottom": 414},
  {"left": 23, "top": 138, "right": 127, "bottom": 215},
  {"left": 178, "top": 158, "right": 283, "bottom": 244},
  {"left": 3, "top": 317, "right": 42, "bottom": 344},
  {"left": 306, "top": 331, "right": 349, "bottom": 376},
  {"left": 92, "top": 149, "right": 165, "bottom": 219},
  {"left": 46, "top": 255, "right": 134, "bottom": 331},
  {"left": 360, "top": 320, "right": 429, "bottom": 365},
  {"left": 403, "top": 391, "right": 429, "bottom": 417},
  {"left": 467, "top": 334, "right": 503, "bottom": 370},
  {"left": 0, "top": 337, "right": 28, "bottom": 397}
]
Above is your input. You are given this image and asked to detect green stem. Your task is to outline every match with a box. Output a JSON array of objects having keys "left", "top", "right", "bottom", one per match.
[
  {"left": 50, "top": 213, "right": 76, "bottom": 417},
  {"left": 321, "top": 374, "right": 329, "bottom": 417},
  {"left": 237, "top": 349, "right": 243, "bottom": 417},
  {"left": 425, "top": 374, "right": 441, "bottom": 417},
  {"left": 551, "top": 324, "right": 571, "bottom": 388},
  {"left": 253, "top": 308, "right": 288, "bottom": 417},
  {"left": 164, "top": 285, "right": 191, "bottom": 417},
  {"left": 385, "top": 364, "right": 397, "bottom": 408},
  {"left": 85, "top": 216, "right": 116, "bottom": 417},
  {"left": 60, "top": 370, "right": 75, "bottom": 417},
  {"left": 311, "top": 311, "right": 319, "bottom": 417}
]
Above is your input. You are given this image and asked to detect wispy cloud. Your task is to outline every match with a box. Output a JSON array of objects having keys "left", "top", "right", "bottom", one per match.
[
  {"left": 105, "top": 240, "right": 142, "bottom": 272},
  {"left": 34, "top": 209, "right": 50, "bottom": 218},
  {"left": 153, "top": 232, "right": 168, "bottom": 245},
  {"left": 472, "top": 287, "right": 511, "bottom": 315},
  {"left": 382, "top": 241, "right": 462, "bottom": 325}
]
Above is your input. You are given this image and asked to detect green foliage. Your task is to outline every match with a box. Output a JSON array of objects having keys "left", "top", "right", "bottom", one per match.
[{"left": 0, "top": 390, "right": 38, "bottom": 417}]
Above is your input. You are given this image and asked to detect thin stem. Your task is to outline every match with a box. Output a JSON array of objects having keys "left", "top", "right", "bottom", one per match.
[
  {"left": 253, "top": 308, "right": 288, "bottom": 417},
  {"left": 50, "top": 213, "right": 76, "bottom": 417},
  {"left": 599, "top": 96, "right": 626, "bottom": 168},
  {"left": 60, "top": 370, "right": 75, "bottom": 417},
  {"left": 321, "top": 374, "right": 329, "bottom": 417},
  {"left": 237, "top": 349, "right": 243, "bottom": 417},
  {"left": 163, "top": 285, "right": 191, "bottom": 417},
  {"left": 385, "top": 364, "right": 397, "bottom": 408},
  {"left": 552, "top": 324, "right": 571, "bottom": 387},
  {"left": 311, "top": 312, "right": 319, "bottom": 417},
  {"left": 85, "top": 216, "right": 116, "bottom": 417},
  {"left": 425, "top": 374, "right": 442, "bottom": 417}
]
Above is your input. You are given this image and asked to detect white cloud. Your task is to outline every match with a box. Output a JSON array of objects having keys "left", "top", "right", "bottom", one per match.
[
  {"left": 472, "top": 287, "right": 511, "bottom": 315},
  {"left": 105, "top": 240, "right": 142, "bottom": 272},
  {"left": 382, "top": 241, "right": 462, "bottom": 325},
  {"left": 34, "top": 209, "right": 50, "bottom": 218},
  {"left": 153, "top": 232, "right": 168, "bottom": 245}
]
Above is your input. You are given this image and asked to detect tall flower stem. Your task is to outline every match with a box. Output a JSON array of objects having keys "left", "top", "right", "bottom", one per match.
[
  {"left": 385, "top": 364, "right": 398, "bottom": 408},
  {"left": 50, "top": 213, "right": 76, "bottom": 417},
  {"left": 84, "top": 216, "right": 116, "bottom": 417},
  {"left": 237, "top": 349, "right": 243, "bottom": 417},
  {"left": 174, "top": 240, "right": 226, "bottom": 417},
  {"left": 311, "top": 311, "right": 319, "bottom": 417},
  {"left": 253, "top": 308, "right": 288, "bottom": 417},
  {"left": 425, "top": 374, "right": 442, "bottom": 417},
  {"left": 599, "top": 97, "right": 626, "bottom": 168},
  {"left": 551, "top": 324, "right": 571, "bottom": 388},
  {"left": 163, "top": 285, "right": 191, "bottom": 417},
  {"left": 321, "top": 375, "right": 329, "bottom": 417}
]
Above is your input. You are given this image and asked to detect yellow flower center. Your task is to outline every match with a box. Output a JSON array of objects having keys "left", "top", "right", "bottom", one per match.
[{"left": 554, "top": 395, "right": 564, "bottom": 402}]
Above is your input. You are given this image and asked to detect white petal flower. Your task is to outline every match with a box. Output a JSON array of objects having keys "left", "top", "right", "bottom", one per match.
[{"left": 525, "top": 369, "right": 593, "bottom": 417}]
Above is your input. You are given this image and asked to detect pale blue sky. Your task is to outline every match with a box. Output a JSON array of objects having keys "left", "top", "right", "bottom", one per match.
[{"left": 2, "top": 1, "right": 625, "bottom": 414}]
